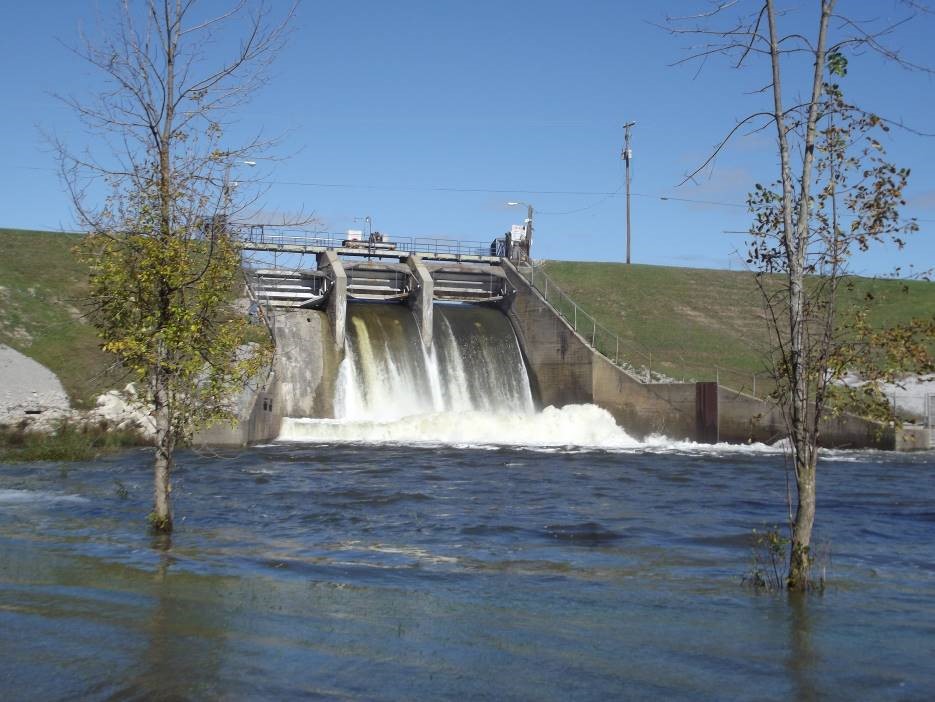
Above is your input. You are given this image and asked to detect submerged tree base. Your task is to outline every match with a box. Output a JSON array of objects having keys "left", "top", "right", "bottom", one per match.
[
  {"left": 148, "top": 512, "right": 173, "bottom": 534},
  {"left": 744, "top": 526, "right": 827, "bottom": 594},
  {"left": 788, "top": 543, "right": 812, "bottom": 592}
]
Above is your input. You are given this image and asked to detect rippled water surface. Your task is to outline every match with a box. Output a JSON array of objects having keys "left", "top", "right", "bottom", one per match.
[{"left": 1, "top": 444, "right": 934, "bottom": 700}]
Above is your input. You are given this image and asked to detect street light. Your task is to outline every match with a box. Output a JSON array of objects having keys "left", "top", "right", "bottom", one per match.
[
  {"left": 353, "top": 215, "right": 373, "bottom": 238},
  {"left": 224, "top": 159, "right": 256, "bottom": 197},
  {"left": 353, "top": 215, "right": 374, "bottom": 260},
  {"left": 211, "top": 156, "right": 256, "bottom": 240},
  {"left": 506, "top": 201, "right": 534, "bottom": 260}
]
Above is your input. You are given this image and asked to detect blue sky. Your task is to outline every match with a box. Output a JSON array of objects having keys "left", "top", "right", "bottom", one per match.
[{"left": 2, "top": 0, "right": 934, "bottom": 274}]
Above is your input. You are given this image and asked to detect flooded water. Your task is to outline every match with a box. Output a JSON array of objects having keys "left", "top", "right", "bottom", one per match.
[{"left": 1, "top": 444, "right": 934, "bottom": 700}]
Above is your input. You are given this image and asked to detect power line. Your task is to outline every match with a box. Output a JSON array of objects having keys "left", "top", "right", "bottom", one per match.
[
  {"left": 5, "top": 165, "right": 752, "bottom": 209},
  {"left": 537, "top": 184, "right": 625, "bottom": 215},
  {"left": 261, "top": 178, "right": 752, "bottom": 210},
  {"left": 9, "top": 163, "right": 935, "bottom": 220}
]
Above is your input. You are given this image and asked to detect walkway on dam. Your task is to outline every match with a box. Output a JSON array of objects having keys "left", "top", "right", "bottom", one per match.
[{"left": 236, "top": 225, "right": 501, "bottom": 264}]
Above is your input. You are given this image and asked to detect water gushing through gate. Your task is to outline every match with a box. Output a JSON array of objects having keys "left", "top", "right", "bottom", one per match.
[
  {"left": 335, "top": 304, "right": 534, "bottom": 421},
  {"left": 280, "top": 303, "right": 638, "bottom": 447}
]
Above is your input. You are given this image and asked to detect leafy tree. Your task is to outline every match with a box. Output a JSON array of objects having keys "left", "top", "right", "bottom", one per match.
[
  {"left": 55, "top": 1, "right": 294, "bottom": 532},
  {"left": 669, "top": 0, "right": 934, "bottom": 590}
]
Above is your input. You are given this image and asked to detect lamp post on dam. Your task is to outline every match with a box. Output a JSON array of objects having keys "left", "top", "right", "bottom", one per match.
[{"left": 506, "top": 201, "right": 534, "bottom": 261}]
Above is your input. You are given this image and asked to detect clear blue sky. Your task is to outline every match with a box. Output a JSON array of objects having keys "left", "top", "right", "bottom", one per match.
[{"left": 2, "top": 0, "right": 934, "bottom": 274}]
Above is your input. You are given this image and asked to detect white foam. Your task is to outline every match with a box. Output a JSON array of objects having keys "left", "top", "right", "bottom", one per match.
[
  {"left": 637, "top": 435, "right": 784, "bottom": 455},
  {"left": 0, "top": 489, "right": 88, "bottom": 504},
  {"left": 281, "top": 404, "right": 632, "bottom": 448},
  {"left": 277, "top": 403, "right": 789, "bottom": 453}
]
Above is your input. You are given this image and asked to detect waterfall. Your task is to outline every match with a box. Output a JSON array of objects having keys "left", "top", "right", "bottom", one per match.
[
  {"left": 280, "top": 303, "right": 638, "bottom": 448},
  {"left": 333, "top": 303, "right": 534, "bottom": 421}
]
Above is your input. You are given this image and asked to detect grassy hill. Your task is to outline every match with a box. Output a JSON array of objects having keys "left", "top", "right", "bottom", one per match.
[
  {"left": 0, "top": 228, "right": 121, "bottom": 407},
  {"left": 539, "top": 260, "right": 935, "bottom": 392},
  {"left": 2, "top": 228, "right": 933, "bottom": 406}
]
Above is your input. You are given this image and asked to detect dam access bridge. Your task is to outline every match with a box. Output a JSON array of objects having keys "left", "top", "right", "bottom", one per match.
[{"left": 237, "top": 225, "right": 517, "bottom": 348}]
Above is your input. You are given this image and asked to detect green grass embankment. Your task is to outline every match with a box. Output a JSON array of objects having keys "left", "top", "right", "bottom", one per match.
[
  {"left": 0, "top": 228, "right": 122, "bottom": 407},
  {"left": 540, "top": 261, "right": 935, "bottom": 391},
  {"left": 2, "top": 228, "right": 932, "bottom": 405}
]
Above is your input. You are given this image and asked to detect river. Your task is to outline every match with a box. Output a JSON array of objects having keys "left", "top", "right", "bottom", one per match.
[{"left": 1, "top": 441, "right": 933, "bottom": 700}]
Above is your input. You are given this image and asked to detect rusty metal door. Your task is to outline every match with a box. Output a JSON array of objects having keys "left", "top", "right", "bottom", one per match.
[{"left": 696, "top": 382, "right": 719, "bottom": 444}]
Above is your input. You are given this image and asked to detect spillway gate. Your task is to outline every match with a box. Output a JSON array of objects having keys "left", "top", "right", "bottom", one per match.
[{"left": 244, "top": 236, "right": 515, "bottom": 349}]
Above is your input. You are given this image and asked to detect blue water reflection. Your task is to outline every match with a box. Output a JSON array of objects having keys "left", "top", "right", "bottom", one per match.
[{"left": 1, "top": 445, "right": 933, "bottom": 700}]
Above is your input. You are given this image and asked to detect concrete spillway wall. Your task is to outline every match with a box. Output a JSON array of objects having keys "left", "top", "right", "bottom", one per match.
[
  {"left": 194, "top": 309, "right": 336, "bottom": 446},
  {"left": 502, "top": 262, "right": 896, "bottom": 449},
  {"left": 273, "top": 311, "right": 340, "bottom": 419},
  {"left": 502, "top": 263, "right": 701, "bottom": 441}
]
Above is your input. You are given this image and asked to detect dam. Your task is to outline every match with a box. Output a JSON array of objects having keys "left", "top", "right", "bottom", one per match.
[{"left": 196, "top": 228, "right": 905, "bottom": 450}]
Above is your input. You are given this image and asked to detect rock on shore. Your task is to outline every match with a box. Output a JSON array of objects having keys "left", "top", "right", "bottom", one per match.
[{"left": 1, "top": 343, "right": 155, "bottom": 438}]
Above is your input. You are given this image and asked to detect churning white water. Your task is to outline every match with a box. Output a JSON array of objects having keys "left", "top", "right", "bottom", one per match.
[
  {"left": 278, "top": 303, "right": 641, "bottom": 448},
  {"left": 282, "top": 404, "right": 639, "bottom": 448}
]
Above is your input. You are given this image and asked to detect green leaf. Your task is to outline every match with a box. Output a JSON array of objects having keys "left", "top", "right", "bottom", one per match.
[{"left": 827, "top": 52, "right": 848, "bottom": 77}]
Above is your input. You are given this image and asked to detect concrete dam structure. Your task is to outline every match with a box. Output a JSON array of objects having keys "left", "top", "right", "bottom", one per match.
[{"left": 198, "top": 236, "right": 900, "bottom": 450}]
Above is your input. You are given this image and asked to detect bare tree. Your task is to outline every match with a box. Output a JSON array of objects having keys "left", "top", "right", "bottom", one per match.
[
  {"left": 54, "top": 0, "right": 296, "bottom": 532},
  {"left": 667, "top": 1, "right": 934, "bottom": 590}
]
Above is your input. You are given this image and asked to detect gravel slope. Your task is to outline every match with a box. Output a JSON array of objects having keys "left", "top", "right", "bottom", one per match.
[{"left": 0, "top": 344, "right": 70, "bottom": 424}]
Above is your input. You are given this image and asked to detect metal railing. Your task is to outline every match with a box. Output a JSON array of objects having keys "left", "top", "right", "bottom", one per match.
[
  {"left": 234, "top": 225, "right": 496, "bottom": 258},
  {"left": 516, "top": 261, "right": 655, "bottom": 381},
  {"left": 515, "top": 260, "right": 771, "bottom": 396}
]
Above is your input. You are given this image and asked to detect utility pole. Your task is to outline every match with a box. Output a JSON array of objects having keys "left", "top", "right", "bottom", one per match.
[{"left": 622, "top": 121, "right": 636, "bottom": 265}]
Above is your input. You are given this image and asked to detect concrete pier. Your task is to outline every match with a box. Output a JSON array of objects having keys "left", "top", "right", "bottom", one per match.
[
  {"left": 317, "top": 251, "right": 347, "bottom": 349},
  {"left": 406, "top": 255, "right": 434, "bottom": 347}
]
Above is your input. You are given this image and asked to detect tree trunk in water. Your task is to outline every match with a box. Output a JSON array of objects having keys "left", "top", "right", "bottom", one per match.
[
  {"left": 764, "top": 0, "right": 833, "bottom": 593},
  {"left": 152, "top": 394, "right": 174, "bottom": 533},
  {"left": 788, "top": 454, "right": 816, "bottom": 590}
]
